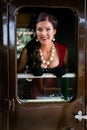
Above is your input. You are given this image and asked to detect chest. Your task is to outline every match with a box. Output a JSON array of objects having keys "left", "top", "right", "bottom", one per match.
[{"left": 41, "top": 49, "right": 59, "bottom": 68}]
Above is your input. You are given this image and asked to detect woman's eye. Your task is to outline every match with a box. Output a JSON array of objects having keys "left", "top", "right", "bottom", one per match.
[
  {"left": 37, "top": 28, "right": 42, "bottom": 32},
  {"left": 46, "top": 28, "right": 51, "bottom": 31},
  {"left": 36, "top": 28, "right": 51, "bottom": 32}
]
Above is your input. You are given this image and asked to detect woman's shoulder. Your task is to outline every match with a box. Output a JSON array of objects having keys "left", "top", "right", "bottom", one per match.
[
  {"left": 55, "top": 41, "right": 67, "bottom": 58},
  {"left": 55, "top": 41, "right": 67, "bottom": 50}
]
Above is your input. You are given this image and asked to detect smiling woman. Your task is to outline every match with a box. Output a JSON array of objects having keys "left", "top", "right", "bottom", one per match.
[
  {"left": 16, "top": 8, "right": 77, "bottom": 102},
  {"left": 17, "top": 12, "right": 69, "bottom": 76}
]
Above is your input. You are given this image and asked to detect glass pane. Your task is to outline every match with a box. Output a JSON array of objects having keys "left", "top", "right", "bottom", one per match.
[
  {"left": 17, "top": 74, "right": 76, "bottom": 102},
  {"left": 16, "top": 7, "right": 78, "bottom": 102}
]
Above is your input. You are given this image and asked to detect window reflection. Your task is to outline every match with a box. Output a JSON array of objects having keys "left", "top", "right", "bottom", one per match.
[{"left": 17, "top": 73, "right": 76, "bottom": 102}]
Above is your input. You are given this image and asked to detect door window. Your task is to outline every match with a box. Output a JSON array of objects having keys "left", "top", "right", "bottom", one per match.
[{"left": 16, "top": 7, "right": 78, "bottom": 102}]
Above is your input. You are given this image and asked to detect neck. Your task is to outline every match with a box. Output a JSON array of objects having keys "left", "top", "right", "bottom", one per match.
[
  {"left": 40, "top": 42, "right": 53, "bottom": 52},
  {"left": 39, "top": 43, "right": 55, "bottom": 68}
]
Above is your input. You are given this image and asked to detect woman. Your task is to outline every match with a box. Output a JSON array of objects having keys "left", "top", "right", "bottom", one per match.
[
  {"left": 17, "top": 12, "right": 68, "bottom": 75},
  {"left": 17, "top": 12, "right": 69, "bottom": 98}
]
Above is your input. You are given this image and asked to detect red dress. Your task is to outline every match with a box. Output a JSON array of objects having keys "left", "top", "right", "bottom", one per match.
[
  {"left": 31, "top": 42, "right": 67, "bottom": 99},
  {"left": 55, "top": 42, "right": 67, "bottom": 67}
]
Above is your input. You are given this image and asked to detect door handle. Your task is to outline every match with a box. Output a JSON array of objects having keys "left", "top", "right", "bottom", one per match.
[{"left": 75, "top": 111, "right": 87, "bottom": 121}]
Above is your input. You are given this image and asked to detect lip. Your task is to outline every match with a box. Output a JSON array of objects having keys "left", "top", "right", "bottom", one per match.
[{"left": 41, "top": 37, "right": 48, "bottom": 40}]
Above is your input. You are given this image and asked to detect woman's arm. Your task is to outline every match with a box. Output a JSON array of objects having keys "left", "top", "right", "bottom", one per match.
[{"left": 17, "top": 48, "right": 28, "bottom": 73}]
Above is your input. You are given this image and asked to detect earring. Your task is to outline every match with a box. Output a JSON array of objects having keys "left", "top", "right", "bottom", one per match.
[
  {"left": 36, "top": 38, "right": 38, "bottom": 42},
  {"left": 52, "top": 37, "right": 55, "bottom": 42}
]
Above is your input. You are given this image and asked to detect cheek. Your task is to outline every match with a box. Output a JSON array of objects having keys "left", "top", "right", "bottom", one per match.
[
  {"left": 36, "top": 31, "right": 38, "bottom": 35},
  {"left": 49, "top": 31, "right": 55, "bottom": 37},
  {"left": 36, "top": 32, "right": 40, "bottom": 37}
]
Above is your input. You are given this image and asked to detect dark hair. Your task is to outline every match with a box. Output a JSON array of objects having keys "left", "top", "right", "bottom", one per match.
[{"left": 36, "top": 12, "right": 58, "bottom": 29}]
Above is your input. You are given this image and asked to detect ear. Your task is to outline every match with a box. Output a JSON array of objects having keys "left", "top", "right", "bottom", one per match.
[{"left": 54, "top": 29, "right": 57, "bottom": 35}]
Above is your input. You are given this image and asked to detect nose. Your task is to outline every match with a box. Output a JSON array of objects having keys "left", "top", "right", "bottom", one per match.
[{"left": 41, "top": 30, "right": 47, "bottom": 35}]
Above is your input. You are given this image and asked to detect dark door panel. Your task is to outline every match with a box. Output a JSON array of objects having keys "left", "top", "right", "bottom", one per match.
[{"left": 0, "top": 0, "right": 86, "bottom": 130}]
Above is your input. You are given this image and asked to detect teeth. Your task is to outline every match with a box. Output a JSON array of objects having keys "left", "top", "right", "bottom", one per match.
[{"left": 41, "top": 37, "right": 47, "bottom": 40}]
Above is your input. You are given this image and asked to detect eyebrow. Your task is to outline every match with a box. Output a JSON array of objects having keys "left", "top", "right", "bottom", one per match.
[{"left": 36, "top": 25, "right": 52, "bottom": 28}]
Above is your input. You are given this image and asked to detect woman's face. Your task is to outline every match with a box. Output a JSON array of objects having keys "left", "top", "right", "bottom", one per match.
[{"left": 36, "top": 20, "right": 56, "bottom": 45}]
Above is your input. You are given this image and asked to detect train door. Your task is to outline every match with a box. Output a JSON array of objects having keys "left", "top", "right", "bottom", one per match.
[{"left": 0, "top": 0, "right": 87, "bottom": 130}]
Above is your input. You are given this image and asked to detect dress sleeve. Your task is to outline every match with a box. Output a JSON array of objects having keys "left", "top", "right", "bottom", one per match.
[{"left": 55, "top": 42, "right": 67, "bottom": 67}]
